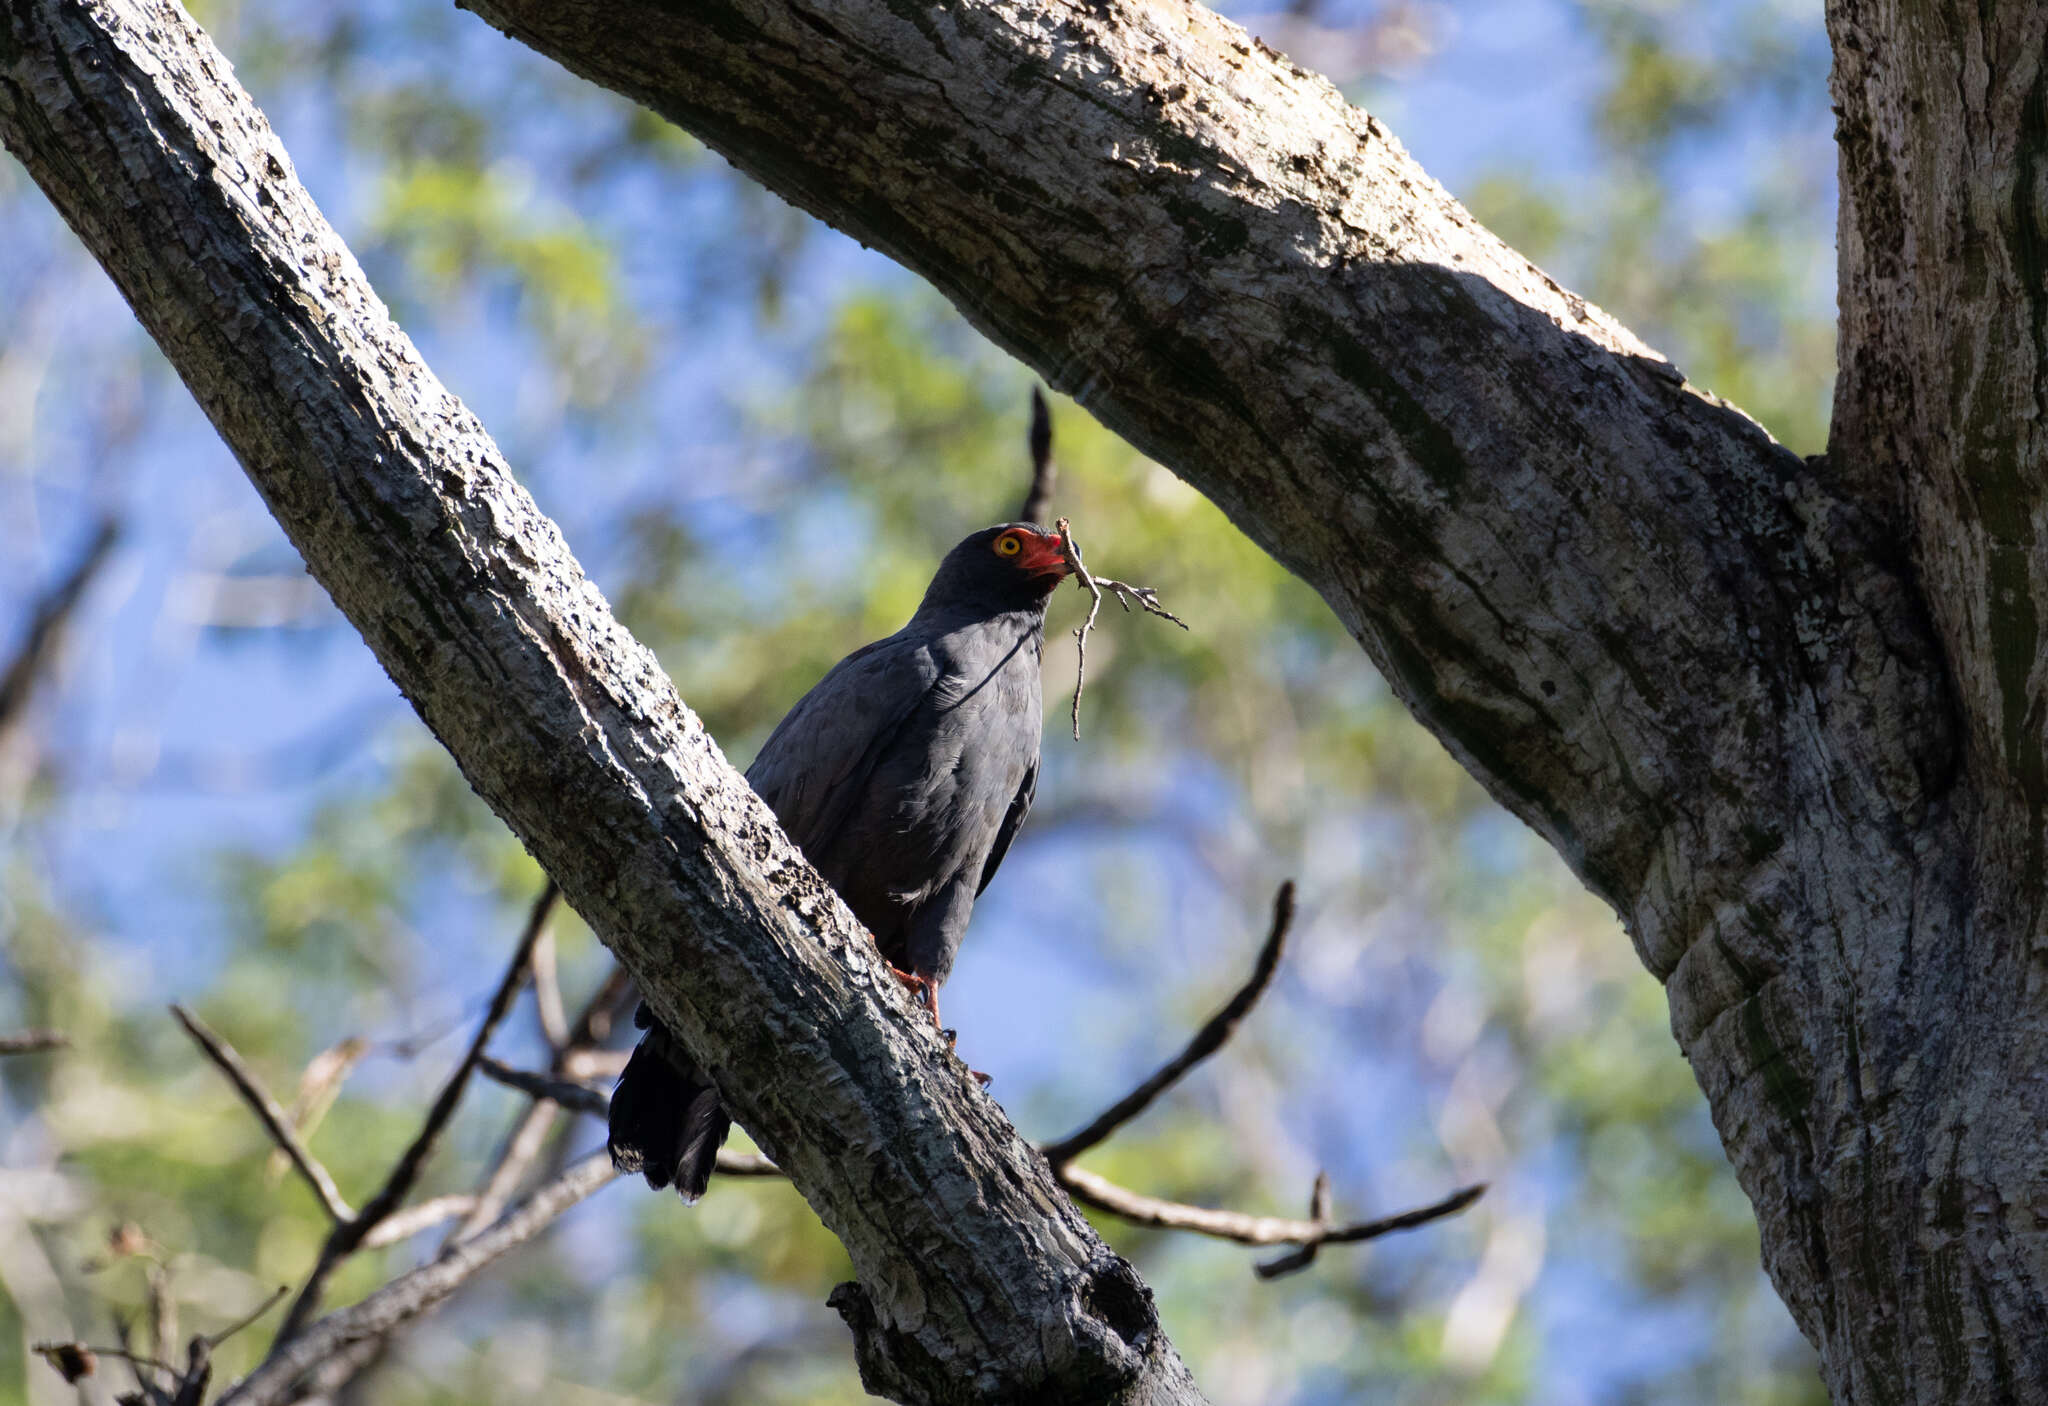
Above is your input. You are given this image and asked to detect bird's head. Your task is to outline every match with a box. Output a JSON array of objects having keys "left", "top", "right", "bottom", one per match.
[{"left": 918, "top": 523, "right": 1074, "bottom": 618}]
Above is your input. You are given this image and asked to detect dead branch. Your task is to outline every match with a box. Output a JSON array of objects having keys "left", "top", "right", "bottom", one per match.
[
  {"left": 273, "top": 880, "right": 557, "bottom": 1340},
  {"left": 171, "top": 1006, "right": 354, "bottom": 1224},
  {"left": 476, "top": 1056, "right": 607, "bottom": 1115},
  {"left": 1053, "top": 517, "right": 1188, "bottom": 740},
  {"left": 1019, "top": 386, "right": 1056, "bottom": 525},
  {"left": 450, "top": 944, "right": 629, "bottom": 1244},
  {"left": 0, "top": 1029, "right": 68, "bottom": 1056},
  {"left": 1056, "top": 1164, "right": 1485, "bottom": 1255},
  {"left": 0, "top": 516, "right": 119, "bottom": 750},
  {"left": 472, "top": 879, "right": 1478, "bottom": 1274},
  {"left": 1040, "top": 882, "right": 1483, "bottom": 1273},
  {"left": 358, "top": 1197, "right": 480, "bottom": 1251},
  {"left": 530, "top": 927, "right": 571, "bottom": 1052},
  {"left": 215, "top": 1155, "right": 618, "bottom": 1406},
  {"left": 1042, "top": 883, "right": 1294, "bottom": 1165}
]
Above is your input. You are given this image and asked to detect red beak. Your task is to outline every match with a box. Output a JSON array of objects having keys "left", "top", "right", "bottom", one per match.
[{"left": 1018, "top": 531, "right": 1073, "bottom": 585}]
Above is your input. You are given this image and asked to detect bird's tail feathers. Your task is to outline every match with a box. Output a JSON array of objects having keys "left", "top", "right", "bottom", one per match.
[{"left": 607, "top": 1007, "right": 731, "bottom": 1202}]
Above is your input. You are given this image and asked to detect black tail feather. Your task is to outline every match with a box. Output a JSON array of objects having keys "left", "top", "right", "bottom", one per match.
[{"left": 607, "top": 1008, "right": 731, "bottom": 1202}]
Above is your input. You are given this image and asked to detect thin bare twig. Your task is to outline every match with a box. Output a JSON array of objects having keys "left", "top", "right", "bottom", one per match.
[
  {"left": 273, "top": 880, "right": 558, "bottom": 1341},
  {"left": 200, "top": 1284, "right": 289, "bottom": 1350},
  {"left": 171, "top": 1005, "right": 354, "bottom": 1223},
  {"left": 217, "top": 1155, "right": 618, "bottom": 1406},
  {"left": 470, "top": 1058, "right": 782, "bottom": 1179},
  {"left": 0, "top": 1029, "right": 68, "bottom": 1056},
  {"left": 530, "top": 927, "right": 570, "bottom": 1052},
  {"left": 0, "top": 517, "right": 119, "bottom": 749},
  {"left": 476, "top": 1056, "right": 608, "bottom": 1116},
  {"left": 449, "top": 947, "right": 629, "bottom": 1246},
  {"left": 1019, "top": 386, "right": 1056, "bottom": 525},
  {"left": 1042, "top": 883, "right": 1294, "bottom": 1166},
  {"left": 1057, "top": 1163, "right": 1485, "bottom": 1252},
  {"left": 1053, "top": 517, "right": 1188, "bottom": 740},
  {"left": 358, "top": 1196, "right": 480, "bottom": 1251},
  {"left": 1253, "top": 1170, "right": 1330, "bottom": 1279},
  {"left": 266, "top": 1037, "right": 368, "bottom": 1188}
]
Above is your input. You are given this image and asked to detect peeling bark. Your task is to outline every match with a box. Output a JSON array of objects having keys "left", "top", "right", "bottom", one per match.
[{"left": 4, "top": 0, "right": 2046, "bottom": 1398}]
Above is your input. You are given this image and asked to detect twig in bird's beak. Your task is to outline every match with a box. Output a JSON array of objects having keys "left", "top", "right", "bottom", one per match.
[{"left": 1054, "top": 518, "right": 1188, "bottom": 740}]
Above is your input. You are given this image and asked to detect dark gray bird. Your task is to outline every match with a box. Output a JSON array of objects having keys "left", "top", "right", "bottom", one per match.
[{"left": 607, "top": 523, "right": 1073, "bottom": 1199}]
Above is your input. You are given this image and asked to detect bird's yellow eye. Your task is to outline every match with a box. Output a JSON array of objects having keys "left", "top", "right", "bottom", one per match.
[{"left": 995, "top": 534, "right": 1023, "bottom": 557}]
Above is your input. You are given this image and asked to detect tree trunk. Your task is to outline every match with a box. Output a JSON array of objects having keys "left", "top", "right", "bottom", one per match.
[{"left": 6, "top": 0, "right": 2046, "bottom": 1398}]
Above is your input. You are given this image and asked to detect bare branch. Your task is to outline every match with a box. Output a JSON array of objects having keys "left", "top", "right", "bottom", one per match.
[
  {"left": 1053, "top": 517, "right": 1188, "bottom": 740},
  {"left": 0, "top": 1029, "right": 68, "bottom": 1056},
  {"left": 359, "top": 1197, "right": 480, "bottom": 1251},
  {"left": 450, "top": 945, "right": 628, "bottom": 1245},
  {"left": 200, "top": 1284, "right": 289, "bottom": 1350},
  {"left": 0, "top": 516, "right": 118, "bottom": 749},
  {"left": 1253, "top": 1171, "right": 1330, "bottom": 1280},
  {"left": 171, "top": 1006, "right": 353, "bottom": 1224},
  {"left": 476, "top": 1056, "right": 607, "bottom": 1116},
  {"left": 449, "top": 1102, "right": 558, "bottom": 1246},
  {"left": 530, "top": 927, "right": 570, "bottom": 1052},
  {"left": 274, "top": 881, "right": 557, "bottom": 1340},
  {"left": 1019, "top": 386, "right": 1055, "bottom": 525},
  {"left": 1057, "top": 1163, "right": 1485, "bottom": 1253},
  {"left": 217, "top": 1156, "right": 618, "bottom": 1406},
  {"left": 1043, "top": 884, "right": 1293, "bottom": 1166}
]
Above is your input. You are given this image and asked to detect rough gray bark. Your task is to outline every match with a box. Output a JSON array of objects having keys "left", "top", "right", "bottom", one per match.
[
  {"left": 3, "top": 0, "right": 2044, "bottom": 1399},
  {"left": 0, "top": 4, "right": 1200, "bottom": 1404},
  {"left": 437, "top": 0, "right": 2043, "bottom": 1399}
]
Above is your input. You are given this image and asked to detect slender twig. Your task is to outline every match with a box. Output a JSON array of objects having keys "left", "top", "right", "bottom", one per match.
[
  {"left": 217, "top": 1156, "right": 618, "bottom": 1406},
  {"left": 1057, "top": 1164, "right": 1485, "bottom": 1252},
  {"left": 273, "top": 880, "right": 557, "bottom": 1341},
  {"left": 1053, "top": 517, "right": 1187, "bottom": 740},
  {"left": 171, "top": 1005, "right": 354, "bottom": 1223},
  {"left": 468, "top": 1058, "right": 781, "bottom": 1179},
  {"left": 0, "top": 1029, "right": 68, "bottom": 1056},
  {"left": 476, "top": 1056, "right": 607, "bottom": 1116},
  {"left": 530, "top": 927, "right": 570, "bottom": 1052},
  {"left": 1043, "top": 884, "right": 1294, "bottom": 1166},
  {"left": 446, "top": 951, "right": 630, "bottom": 1248},
  {"left": 200, "top": 1284, "right": 289, "bottom": 1350},
  {"left": 1019, "top": 386, "right": 1056, "bottom": 525},
  {"left": 359, "top": 1196, "right": 480, "bottom": 1250},
  {"left": 1253, "top": 1171, "right": 1330, "bottom": 1279},
  {"left": 0, "top": 517, "right": 119, "bottom": 748},
  {"left": 449, "top": 1100, "right": 559, "bottom": 1246}
]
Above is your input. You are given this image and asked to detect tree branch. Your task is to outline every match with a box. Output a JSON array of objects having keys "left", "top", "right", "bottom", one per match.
[
  {"left": 1044, "top": 884, "right": 1291, "bottom": 1166},
  {"left": 0, "top": 7, "right": 1196, "bottom": 1399},
  {"left": 273, "top": 881, "right": 554, "bottom": 1341},
  {"left": 215, "top": 1156, "right": 618, "bottom": 1406},
  {"left": 0, "top": 1029, "right": 68, "bottom": 1056},
  {"left": 171, "top": 1006, "right": 354, "bottom": 1225},
  {"left": 0, "top": 516, "right": 118, "bottom": 751}
]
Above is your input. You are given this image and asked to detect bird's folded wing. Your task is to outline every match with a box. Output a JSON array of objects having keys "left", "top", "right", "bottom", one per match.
[{"left": 743, "top": 633, "right": 943, "bottom": 858}]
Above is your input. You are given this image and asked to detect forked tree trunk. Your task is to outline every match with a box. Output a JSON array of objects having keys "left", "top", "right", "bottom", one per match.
[{"left": 5, "top": 0, "right": 2046, "bottom": 1399}]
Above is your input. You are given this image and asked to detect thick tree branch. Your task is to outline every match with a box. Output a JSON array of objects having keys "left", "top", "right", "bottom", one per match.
[
  {"left": 452, "top": 0, "right": 1946, "bottom": 925},
  {"left": 0, "top": 6, "right": 1196, "bottom": 1401}
]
